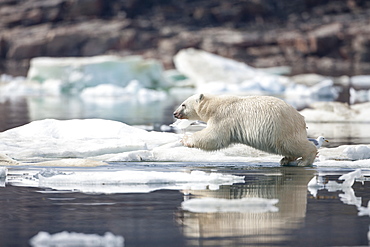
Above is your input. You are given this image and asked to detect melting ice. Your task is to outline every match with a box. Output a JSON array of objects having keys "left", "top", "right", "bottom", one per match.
[
  {"left": 0, "top": 48, "right": 352, "bottom": 102},
  {"left": 181, "top": 197, "right": 279, "bottom": 213},
  {"left": 29, "top": 231, "right": 124, "bottom": 247},
  {"left": 1, "top": 118, "right": 370, "bottom": 166},
  {"left": 5, "top": 168, "right": 245, "bottom": 194}
]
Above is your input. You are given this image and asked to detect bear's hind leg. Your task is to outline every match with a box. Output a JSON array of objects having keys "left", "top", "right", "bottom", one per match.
[
  {"left": 280, "top": 156, "right": 298, "bottom": 166},
  {"left": 293, "top": 141, "right": 317, "bottom": 167},
  {"left": 297, "top": 147, "right": 317, "bottom": 166}
]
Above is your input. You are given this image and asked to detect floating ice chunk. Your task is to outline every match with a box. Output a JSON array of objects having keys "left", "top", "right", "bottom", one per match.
[
  {"left": 34, "top": 168, "right": 68, "bottom": 178},
  {"left": 351, "top": 75, "right": 370, "bottom": 88},
  {"left": 38, "top": 170, "right": 245, "bottom": 185},
  {"left": 80, "top": 84, "right": 128, "bottom": 97},
  {"left": 302, "top": 101, "right": 370, "bottom": 122},
  {"left": 29, "top": 231, "right": 124, "bottom": 247},
  {"left": 27, "top": 55, "right": 167, "bottom": 94},
  {"left": 174, "top": 48, "right": 256, "bottom": 85},
  {"left": 34, "top": 170, "right": 245, "bottom": 193},
  {"left": 290, "top": 73, "right": 328, "bottom": 86},
  {"left": 174, "top": 48, "right": 287, "bottom": 94},
  {"left": 300, "top": 102, "right": 356, "bottom": 122},
  {"left": 343, "top": 146, "right": 370, "bottom": 160},
  {"left": 80, "top": 80, "right": 167, "bottom": 103},
  {"left": 181, "top": 197, "right": 279, "bottom": 213},
  {"left": 0, "top": 77, "right": 41, "bottom": 99},
  {"left": 286, "top": 79, "right": 338, "bottom": 100},
  {"left": 309, "top": 79, "right": 338, "bottom": 98},
  {"left": 0, "top": 119, "right": 179, "bottom": 161}
]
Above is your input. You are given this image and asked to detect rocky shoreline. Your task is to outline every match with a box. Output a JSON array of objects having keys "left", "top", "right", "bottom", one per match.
[{"left": 1, "top": 0, "right": 370, "bottom": 77}]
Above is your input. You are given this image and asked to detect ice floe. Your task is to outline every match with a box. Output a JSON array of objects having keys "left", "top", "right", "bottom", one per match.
[
  {"left": 0, "top": 118, "right": 370, "bottom": 167},
  {"left": 5, "top": 168, "right": 245, "bottom": 194},
  {"left": 80, "top": 80, "right": 167, "bottom": 103},
  {"left": 29, "top": 231, "right": 124, "bottom": 247},
  {"left": 173, "top": 48, "right": 341, "bottom": 101},
  {"left": 300, "top": 101, "right": 370, "bottom": 122},
  {"left": 0, "top": 119, "right": 179, "bottom": 162},
  {"left": 181, "top": 197, "right": 279, "bottom": 213},
  {"left": 0, "top": 49, "right": 346, "bottom": 102}
]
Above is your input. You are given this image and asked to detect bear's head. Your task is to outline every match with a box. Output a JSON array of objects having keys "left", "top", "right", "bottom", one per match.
[{"left": 173, "top": 94, "right": 204, "bottom": 120}]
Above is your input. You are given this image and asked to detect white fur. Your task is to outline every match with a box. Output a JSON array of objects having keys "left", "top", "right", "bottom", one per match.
[{"left": 174, "top": 94, "right": 317, "bottom": 166}]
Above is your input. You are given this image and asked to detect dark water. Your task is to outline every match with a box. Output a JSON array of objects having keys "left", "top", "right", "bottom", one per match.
[
  {"left": 1, "top": 96, "right": 370, "bottom": 246},
  {"left": 1, "top": 166, "right": 370, "bottom": 247}
]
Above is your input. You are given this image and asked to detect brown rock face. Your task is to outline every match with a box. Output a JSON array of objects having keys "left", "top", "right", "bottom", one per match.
[{"left": 1, "top": 0, "right": 370, "bottom": 76}]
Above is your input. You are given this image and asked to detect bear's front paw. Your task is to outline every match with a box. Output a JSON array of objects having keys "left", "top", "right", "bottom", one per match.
[{"left": 181, "top": 135, "right": 195, "bottom": 148}]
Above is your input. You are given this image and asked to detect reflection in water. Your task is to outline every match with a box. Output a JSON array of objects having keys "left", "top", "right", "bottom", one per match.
[
  {"left": 26, "top": 95, "right": 178, "bottom": 126},
  {"left": 0, "top": 98, "right": 30, "bottom": 131},
  {"left": 177, "top": 168, "right": 315, "bottom": 246}
]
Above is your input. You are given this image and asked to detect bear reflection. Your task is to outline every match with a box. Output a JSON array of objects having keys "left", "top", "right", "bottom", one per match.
[{"left": 177, "top": 167, "right": 314, "bottom": 246}]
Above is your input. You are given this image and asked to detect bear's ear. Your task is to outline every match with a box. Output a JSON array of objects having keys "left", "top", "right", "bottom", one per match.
[{"left": 197, "top": 94, "right": 204, "bottom": 103}]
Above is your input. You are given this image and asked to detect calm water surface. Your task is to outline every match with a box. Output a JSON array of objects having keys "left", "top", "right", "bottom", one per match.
[
  {"left": 1, "top": 165, "right": 370, "bottom": 246},
  {"left": 1, "top": 96, "right": 370, "bottom": 246}
]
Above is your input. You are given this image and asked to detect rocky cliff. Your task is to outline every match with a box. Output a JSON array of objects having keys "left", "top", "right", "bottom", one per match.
[{"left": 1, "top": 0, "right": 370, "bottom": 76}]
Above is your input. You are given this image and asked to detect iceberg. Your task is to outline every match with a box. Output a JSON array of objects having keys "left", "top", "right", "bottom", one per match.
[
  {"left": 351, "top": 75, "right": 370, "bottom": 88},
  {"left": 173, "top": 48, "right": 339, "bottom": 101},
  {"left": 174, "top": 48, "right": 287, "bottom": 94},
  {"left": 29, "top": 231, "right": 124, "bottom": 247},
  {"left": 27, "top": 55, "right": 167, "bottom": 94}
]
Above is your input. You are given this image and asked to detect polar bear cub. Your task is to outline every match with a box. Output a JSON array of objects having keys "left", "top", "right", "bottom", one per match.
[{"left": 173, "top": 94, "right": 317, "bottom": 166}]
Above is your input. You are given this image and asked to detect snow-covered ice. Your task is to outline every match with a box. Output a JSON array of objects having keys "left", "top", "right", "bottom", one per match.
[
  {"left": 343, "top": 146, "right": 370, "bottom": 160},
  {"left": 0, "top": 119, "right": 179, "bottom": 162},
  {"left": 173, "top": 48, "right": 340, "bottom": 100},
  {"left": 29, "top": 231, "right": 124, "bottom": 247},
  {"left": 300, "top": 101, "right": 370, "bottom": 122},
  {"left": 0, "top": 119, "right": 370, "bottom": 167}
]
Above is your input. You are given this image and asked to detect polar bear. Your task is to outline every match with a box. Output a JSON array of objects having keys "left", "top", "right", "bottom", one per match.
[{"left": 173, "top": 94, "right": 317, "bottom": 166}]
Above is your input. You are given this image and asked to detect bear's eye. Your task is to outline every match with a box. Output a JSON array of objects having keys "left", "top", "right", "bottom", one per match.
[{"left": 181, "top": 104, "right": 186, "bottom": 108}]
